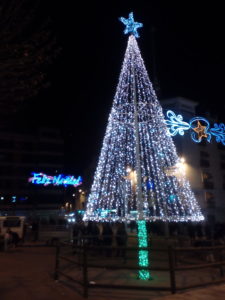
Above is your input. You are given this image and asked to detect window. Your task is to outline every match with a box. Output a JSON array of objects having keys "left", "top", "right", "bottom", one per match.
[
  {"left": 220, "top": 154, "right": 225, "bottom": 170},
  {"left": 217, "top": 143, "right": 225, "bottom": 151},
  {"left": 203, "top": 181, "right": 214, "bottom": 189},
  {"left": 221, "top": 154, "right": 225, "bottom": 161},
  {"left": 3, "top": 217, "right": 21, "bottom": 227},
  {"left": 0, "top": 152, "right": 13, "bottom": 161},
  {"left": 198, "top": 140, "right": 207, "bottom": 147},
  {"left": 20, "top": 154, "right": 36, "bottom": 164},
  {"left": 223, "top": 174, "right": 225, "bottom": 190},
  {"left": 202, "top": 172, "right": 214, "bottom": 189},
  {"left": 200, "top": 151, "right": 209, "bottom": 158},
  {"left": 0, "top": 166, "right": 13, "bottom": 175},
  {"left": 38, "top": 155, "right": 63, "bottom": 164},
  {"left": 38, "top": 142, "right": 64, "bottom": 153},
  {"left": 0, "top": 140, "right": 14, "bottom": 149},
  {"left": 200, "top": 151, "right": 210, "bottom": 167},
  {"left": 200, "top": 159, "right": 210, "bottom": 168},
  {"left": 207, "top": 215, "right": 215, "bottom": 225},
  {"left": 22, "top": 142, "right": 33, "bottom": 151},
  {"left": 205, "top": 192, "right": 215, "bottom": 208}
]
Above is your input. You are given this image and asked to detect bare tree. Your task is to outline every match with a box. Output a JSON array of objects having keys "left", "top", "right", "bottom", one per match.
[{"left": 0, "top": 0, "right": 60, "bottom": 111}]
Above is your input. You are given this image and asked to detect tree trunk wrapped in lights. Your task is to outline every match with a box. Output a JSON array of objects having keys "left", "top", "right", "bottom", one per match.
[{"left": 83, "top": 12, "right": 204, "bottom": 280}]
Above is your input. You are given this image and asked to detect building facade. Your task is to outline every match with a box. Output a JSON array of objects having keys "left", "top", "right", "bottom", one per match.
[
  {"left": 162, "top": 97, "right": 225, "bottom": 225},
  {"left": 0, "top": 127, "right": 66, "bottom": 220}
]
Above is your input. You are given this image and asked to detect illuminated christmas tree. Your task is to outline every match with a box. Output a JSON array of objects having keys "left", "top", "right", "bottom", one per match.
[{"left": 83, "top": 12, "right": 204, "bottom": 279}]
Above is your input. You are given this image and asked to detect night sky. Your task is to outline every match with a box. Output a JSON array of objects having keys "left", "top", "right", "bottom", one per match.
[{"left": 16, "top": 1, "right": 225, "bottom": 181}]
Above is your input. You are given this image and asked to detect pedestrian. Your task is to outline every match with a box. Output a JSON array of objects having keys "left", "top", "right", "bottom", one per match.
[
  {"left": 31, "top": 220, "right": 39, "bottom": 242},
  {"left": 4, "top": 228, "right": 13, "bottom": 251},
  {"left": 102, "top": 223, "right": 113, "bottom": 257},
  {"left": 129, "top": 221, "right": 136, "bottom": 233},
  {"left": 116, "top": 223, "right": 127, "bottom": 259},
  {"left": 91, "top": 222, "right": 100, "bottom": 246},
  {"left": 11, "top": 231, "right": 20, "bottom": 248},
  {"left": 72, "top": 223, "right": 79, "bottom": 246},
  {"left": 22, "top": 222, "right": 28, "bottom": 243}
]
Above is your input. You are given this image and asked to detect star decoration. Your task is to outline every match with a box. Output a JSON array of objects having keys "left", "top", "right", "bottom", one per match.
[
  {"left": 119, "top": 12, "right": 143, "bottom": 38},
  {"left": 193, "top": 121, "right": 208, "bottom": 140}
]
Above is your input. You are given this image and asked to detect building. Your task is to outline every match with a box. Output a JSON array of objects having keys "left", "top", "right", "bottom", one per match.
[
  {"left": 0, "top": 127, "right": 67, "bottom": 221},
  {"left": 162, "top": 97, "right": 225, "bottom": 225}
]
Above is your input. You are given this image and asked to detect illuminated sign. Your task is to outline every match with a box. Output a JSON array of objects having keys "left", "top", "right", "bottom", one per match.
[
  {"left": 165, "top": 110, "right": 225, "bottom": 145},
  {"left": 28, "top": 172, "right": 82, "bottom": 187}
]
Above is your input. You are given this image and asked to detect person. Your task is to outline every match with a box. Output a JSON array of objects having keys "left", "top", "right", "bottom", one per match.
[
  {"left": 0, "top": 228, "right": 4, "bottom": 251},
  {"left": 4, "top": 228, "right": 13, "bottom": 251},
  {"left": 72, "top": 223, "right": 80, "bottom": 246},
  {"left": 102, "top": 223, "right": 113, "bottom": 257},
  {"left": 31, "top": 220, "right": 39, "bottom": 242},
  {"left": 10, "top": 231, "right": 20, "bottom": 248},
  {"left": 22, "top": 222, "right": 28, "bottom": 243},
  {"left": 116, "top": 223, "right": 127, "bottom": 259},
  {"left": 129, "top": 221, "right": 136, "bottom": 233},
  {"left": 90, "top": 222, "right": 100, "bottom": 246}
]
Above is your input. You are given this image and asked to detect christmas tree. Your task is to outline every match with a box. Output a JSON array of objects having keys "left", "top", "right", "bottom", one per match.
[{"left": 84, "top": 13, "right": 204, "bottom": 224}]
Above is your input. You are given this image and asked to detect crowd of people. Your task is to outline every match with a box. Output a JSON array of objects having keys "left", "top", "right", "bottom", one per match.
[
  {"left": 72, "top": 221, "right": 128, "bottom": 258},
  {"left": 168, "top": 222, "right": 225, "bottom": 245}
]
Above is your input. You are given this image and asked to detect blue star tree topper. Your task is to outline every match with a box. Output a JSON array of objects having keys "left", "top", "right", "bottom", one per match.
[{"left": 119, "top": 12, "right": 143, "bottom": 38}]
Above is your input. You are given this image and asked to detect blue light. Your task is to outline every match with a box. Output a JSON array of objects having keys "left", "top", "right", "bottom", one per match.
[
  {"left": 119, "top": 12, "right": 143, "bottom": 38},
  {"left": 210, "top": 123, "right": 225, "bottom": 145},
  {"left": 19, "top": 197, "right": 27, "bottom": 201},
  {"left": 168, "top": 194, "right": 176, "bottom": 204},
  {"left": 146, "top": 180, "right": 154, "bottom": 190},
  {"left": 165, "top": 110, "right": 190, "bottom": 136},
  {"left": 165, "top": 110, "right": 225, "bottom": 146},
  {"left": 11, "top": 196, "right": 16, "bottom": 203},
  {"left": 28, "top": 172, "right": 82, "bottom": 187}
]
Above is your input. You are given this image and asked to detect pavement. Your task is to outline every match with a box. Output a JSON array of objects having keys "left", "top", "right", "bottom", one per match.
[{"left": 1, "top": 243, "right": 225, "bottom": 300}]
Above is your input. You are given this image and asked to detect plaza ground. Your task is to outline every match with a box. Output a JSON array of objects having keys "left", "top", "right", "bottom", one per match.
[{"left": 1, "top": 244, "right": 225, "bottom": 299}]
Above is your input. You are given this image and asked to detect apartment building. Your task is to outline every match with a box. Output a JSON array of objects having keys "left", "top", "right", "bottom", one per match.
[
  {"left": 162, "top": 97, "right": 225, "bottom": 224},
  {"left": 0, "top": 127, "right": 66, "bottom": 219}
]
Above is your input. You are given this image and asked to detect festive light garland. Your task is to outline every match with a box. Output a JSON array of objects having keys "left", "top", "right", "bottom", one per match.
[
  {"left": 83, "top": 34, "right": 204, "bottom": 223},
  {"left": 137, "top": 220, "right": 151, "bottom": 280},
  {"left": 165, "top": 110, "right": 225, "bottom": 145},
  {"left": 28, "top": 172, "right": 82, "bottom": 187},
  {"left": 83, "top": 12, "right": 204, "bottom": 282},
  {"left": 119, "top": 12, "right": 143, "bottom": 38}
]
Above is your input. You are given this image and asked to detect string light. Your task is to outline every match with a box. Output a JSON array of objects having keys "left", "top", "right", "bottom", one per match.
[
  {"left": 83, "top": 35, "right": 204, "bottom": 223},
  {"left": 165, "top": 110, "right": 225, "bottom": 145},
  {"left": 83, "top": 13, "right": 205, "bottom": 282},
  {"left": 137, "top": 220, "right": 151, "bottom": 280},
  {"left": 28, "top": 172, "right": 82, "bottom": 187},
  {"left": 119, "top": 12, "right": 143, "bottom": 38}
]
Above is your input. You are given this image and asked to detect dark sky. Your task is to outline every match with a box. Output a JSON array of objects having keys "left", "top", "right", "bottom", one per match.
[{"left": 17, "top": 1, "right": 225, "bottom": 178}]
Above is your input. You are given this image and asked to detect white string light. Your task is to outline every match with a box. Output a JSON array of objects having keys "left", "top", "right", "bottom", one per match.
[{"left": 83, "top": 35, "right": 204, "bottom": 223}]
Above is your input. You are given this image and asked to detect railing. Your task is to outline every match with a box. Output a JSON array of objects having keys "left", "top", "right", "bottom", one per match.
[{"left": 54, "top": 236, "right": 225, "bottom": 298}]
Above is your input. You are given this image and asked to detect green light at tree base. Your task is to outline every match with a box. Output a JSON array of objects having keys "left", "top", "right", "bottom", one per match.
[{"left": 137, "top": 220, "right": 151, "bottom": 280}]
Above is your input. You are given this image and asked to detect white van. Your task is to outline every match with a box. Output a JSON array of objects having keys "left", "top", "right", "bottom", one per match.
[{"left": 0, "top": 216, "right": 26, "bottom": 239}]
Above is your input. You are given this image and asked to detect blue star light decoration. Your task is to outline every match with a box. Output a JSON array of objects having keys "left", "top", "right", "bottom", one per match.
[{"left": 119, "top": 12, "right": 143, "bottom": 38}]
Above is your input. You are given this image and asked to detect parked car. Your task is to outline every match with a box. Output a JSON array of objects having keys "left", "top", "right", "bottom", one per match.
[{"left": 0, "top": 216, "right": 26, "bottom": 239}]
